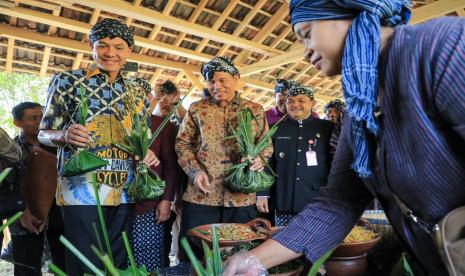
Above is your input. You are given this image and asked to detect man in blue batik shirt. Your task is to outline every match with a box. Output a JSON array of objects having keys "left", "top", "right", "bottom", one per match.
[{"left": 39, "top": 18, "right": 159, "bottom": 275}]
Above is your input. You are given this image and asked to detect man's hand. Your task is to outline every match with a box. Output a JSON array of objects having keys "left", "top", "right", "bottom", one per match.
[
  {"left": 223, "top": 252, "right": 268, "bottom": 276},
  {"left": 20, "top": 209, "right": 43, "bottom": 235},
  {"left": 193, "top": 170, "right": 210, "bottom": 194},
  {"left": 256, "top": 197, "right": 269, "bottom": 213},
  {"left": 156, "top": 200, "right": 171, "bottom": 224},
  {"left": 249, "top": 157, "right": 265, "bottom": 172},
  {"left": 135, "top": 149, "right": 160, "bottom": 167},
  {"left": 65, "top": 123, "right": 89, "bottom": 147}
]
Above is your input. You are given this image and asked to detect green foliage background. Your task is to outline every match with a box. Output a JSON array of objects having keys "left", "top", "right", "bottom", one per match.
[{"left": 0, "top": 72, "right": 50, "bottom": 136}]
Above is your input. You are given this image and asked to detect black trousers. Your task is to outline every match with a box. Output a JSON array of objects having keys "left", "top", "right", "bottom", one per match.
[
  {"left": 12, "top": 203, "right": 66, "bottom": 276},
  {"left": 179, "top": 201, "right": 256, "bottom": 261},
  {"left": 61, "top": 204, "right": 133, "bottom": 276}
]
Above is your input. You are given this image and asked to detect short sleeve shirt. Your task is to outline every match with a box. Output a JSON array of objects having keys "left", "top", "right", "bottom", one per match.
[{"left": 40, "top": 66, "right": 150, "bottom": 206}]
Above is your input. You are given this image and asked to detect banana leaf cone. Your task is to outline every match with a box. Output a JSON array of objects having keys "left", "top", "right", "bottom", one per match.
[
  {"left": 62, "top": 84, "right": 109, "bottom": 177},
  {"left": 124, "top": 162, "right": 166, "bottom": 201},
  {"left": 225, "top": 161, "right": 274, "bottom": 194},
  {"left": 225, "top": 108, "right": 284, "bottom": 194},
  {"left": 62, "top": 149, "right": 109, "bottom": 177}
]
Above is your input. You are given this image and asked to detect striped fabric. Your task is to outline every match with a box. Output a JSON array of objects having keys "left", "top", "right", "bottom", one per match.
[
  {"left": 273, "top": 17, "right": 465, "bottom": 275},
  {"left": 290, "top": 0, "right": 411, "bottom": 177}
]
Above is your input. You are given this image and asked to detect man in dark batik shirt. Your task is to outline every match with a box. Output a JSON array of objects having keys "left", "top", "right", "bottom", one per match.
[{"left": 38, "top": 18, "right": 159, "bottom": 275}]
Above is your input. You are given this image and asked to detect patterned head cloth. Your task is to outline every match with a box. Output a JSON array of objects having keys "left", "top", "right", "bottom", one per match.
[
  {"left": 290, "top": 0, "right": 411, "bottom": 177},
  {"left": 201, "top": 56, "right": 240, "bottom": 81},
  {"left": 202, "top": 88, "right": 211, "bottom": 99},
  {"left": 275, "top": 79, "right": 300, "bottom": 94},
  {"left": 324, "top": 99, "right": 346, "bottom": 123},
  {"left": 287, "top": 86, "right": 315, "bottom": 100},
  {"left": 130, "top": 78, "right": 151, "bottom": 95},
  {"left": 90, "top": 18, "right": 135, "bottom": 47},
  {"left": 324, "top": 99, "right": 346, "bottom": 114}
]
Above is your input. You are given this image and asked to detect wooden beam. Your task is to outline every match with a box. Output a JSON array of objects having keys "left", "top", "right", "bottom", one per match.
[
  {"left": 294, "top": 63, "right": 313, "bottom": 81},
  {"left": 254, "top": 3, "right": 289, "bottom": 43},
  {"left": 173, "top": 0, "right": 208, "bottom": 47},
  {"left": 19, "top": 0, "right": 60, "bottom": 11},
  {"left": 456, "top": 8, "right": 465, "bottom": 16},
  {"left": 47, "top": 9, "right": 60, "bottom": 35},
  {"left": 233, "top": 2, "right": 289, "bottom": 64},
  {"left": 6, "top": 38, "right": 14, "bottom": 73},
  {"left": 89, "top": 9, "right": 100, "bottom": 25},
  {"left": 142, "top": 0, "right": 177, "bottom": 44},
  {"left": 0, "top": 25, "right": 292, "bottom": 96},
  {"left": 212, "top": 0, "right": 239, "bottom": 30},
  {"left": 58, "top": 0, "right": 282, "bottom": 55},
  {"left": 318, "top": 76, "right": 341, "bottom": 93},
  {"left": 39, "top": 46, "right": 51, "bottom": 77},
  {"left": 410, "top": 0, "right": 465, "bottom": 23},
  {"left": 7, "top": 0, "right": 18, "bottom": 26},
  {"left": 253, "top": 0, "right": 465, "bottom": 74},
  {"left": 184, "top": 70, "right": 203, "bottom": 90},
  {"left": 174, "top": 72, "right": 184, "bottom": 83},
  {"left": 0, "top": 24, "right": 199, "bottom": 72},
  {"left": 162, "top": 0, "right": 177, "bottom": 15},
  {"left": 232, "top": 0, "right": 267, "bottom": 36},
  {"left": 240, "top": 87, "right": 255, "bottom": 97},
  {"left": 0, "top": 6, "right": 213, "bottom": 62},
  {"left": 72, "top": 53, "right": 83, "bottom": 70},
  {"left": 0, "top": 65, "right": 39, "bottom": 75},
  {"left": 240, "top": 47, "right": 304, "bottom": 77},
  {"left": 149, "top": 69, "right": 163, "bottom": 86},
  {"left": 195, "top": 0, "right": 239, "bottom": 53}
]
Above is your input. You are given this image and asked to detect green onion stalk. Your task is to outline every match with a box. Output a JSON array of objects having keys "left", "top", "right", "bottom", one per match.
[
  {"left": 0, "top": 169, "right": 23, "bottom": 233},
  {"left": 0, "top": 167, "right": 12, "bottom": 185},
  {"left": 181, "top": 226, "right": 222, "bottom": 276},
  {"left": 307, "top": 248, "right": 335, "bottom": 276},
  {"left": 225, "top": 109, "right": 287, "bottom": 194},
  {"left": 62, "top": 85, "right": 109, "bottom": 177},
  {"left": 117, "top": 85, "right": 194, "bottom": 201},
  {"left": 0, "top": 211, "right": 23, "bottom": 233}
]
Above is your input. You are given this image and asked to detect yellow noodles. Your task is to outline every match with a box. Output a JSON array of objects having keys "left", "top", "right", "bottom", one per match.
[{"left": 343, "top": 226, "right": 376, "bottom": 243}]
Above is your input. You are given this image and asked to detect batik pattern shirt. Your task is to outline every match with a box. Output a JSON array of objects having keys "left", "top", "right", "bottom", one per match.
[
  {"left": 0, "top": 127, "right": 21, "bottom": 164},
  {"left": 40, "top": 66, "right": 150, "bottom": 206},
  {"left": 175, "top": 94, "right": 273, "bottom": 207}
]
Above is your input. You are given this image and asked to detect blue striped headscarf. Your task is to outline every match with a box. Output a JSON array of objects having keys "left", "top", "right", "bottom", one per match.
[{"left": 290, "top": 0, "right": 411, "bottom": 177}]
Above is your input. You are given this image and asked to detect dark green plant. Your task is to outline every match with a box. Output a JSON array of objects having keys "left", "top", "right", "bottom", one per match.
[
  {"left": 181, "top": 226, "right": 222, "bottom": 276},
  {"left": 225, "top": 109, "right": 287, "bottom": 193},
  {"left": 48, "top": 172, "right": 159, "bottom": 275},
  {"left": 116, "top": 86, "right": 193, "bottom": 201},
  {"left": 62, "top": 85, "right": 109, "bottom": 177},
  {"left": 307, "top": 248, "right": 335, "bottom": 276},
  {"left": 0, "top": 169, "right": 23, "bottom": 233},
  {"left": 0, "top": 167, "right": 11, "bottom": 184},
  {"left": 0, "top": 211, "right": 22, "bottom": 233}
]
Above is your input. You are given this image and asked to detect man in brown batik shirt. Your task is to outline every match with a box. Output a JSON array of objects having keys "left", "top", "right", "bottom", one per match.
[{"left": 176, "top": 57, "right": 273, "bottom": 258}]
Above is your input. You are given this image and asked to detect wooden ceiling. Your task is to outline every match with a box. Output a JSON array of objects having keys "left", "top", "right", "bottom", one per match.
[{"left": 0, "top": 0, "right": 464, "bottom": 112}]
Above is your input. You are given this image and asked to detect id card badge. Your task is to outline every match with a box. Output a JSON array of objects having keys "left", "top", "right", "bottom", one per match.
[{"left": 306, "top": 150, "right": 318, "bottom": 166}]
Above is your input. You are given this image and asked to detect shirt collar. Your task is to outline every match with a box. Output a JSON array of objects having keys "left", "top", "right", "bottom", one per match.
[
  {"left": 210, "top": 92, "right": 241, "bottom": 106},
  {"left": 291, "top": 112, "right": 313, "bottom": 125},
  {"left": 85, "top": 64, "right": 125, "bottom": 83}
]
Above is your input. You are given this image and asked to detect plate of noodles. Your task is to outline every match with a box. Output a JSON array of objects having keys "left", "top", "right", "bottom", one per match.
[
  {"left": 187, "top": 218, "right": 272, "bottom": 247},
  {"left": 332, "top": 220, "right": 382, "bottom": 257}
]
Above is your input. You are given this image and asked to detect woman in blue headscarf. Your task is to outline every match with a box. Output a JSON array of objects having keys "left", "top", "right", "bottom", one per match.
[{"left": 224, "top": 1, "right": 465, "bottom": 275}]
